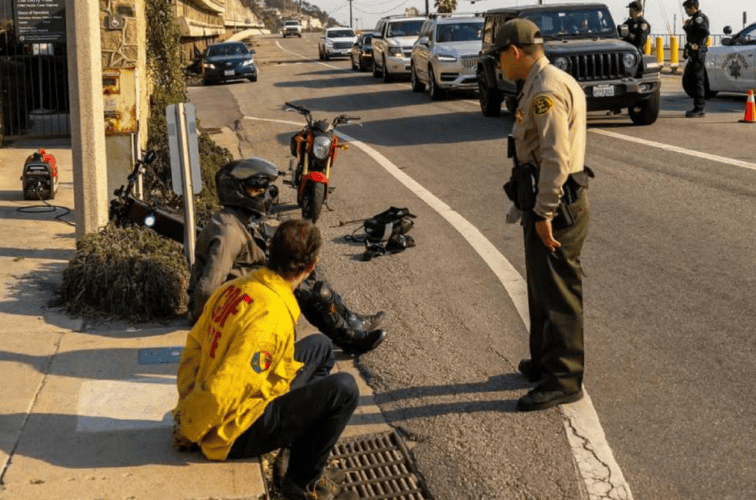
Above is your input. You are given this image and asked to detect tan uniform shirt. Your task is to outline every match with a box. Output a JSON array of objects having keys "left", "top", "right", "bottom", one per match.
[{"left": 512, "top": 56, "right": 587, "bottom": 220}]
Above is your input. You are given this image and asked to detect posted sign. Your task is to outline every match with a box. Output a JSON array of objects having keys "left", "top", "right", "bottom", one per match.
[{"left": 14, "top": 0, "right": 66, "bottom": 43}]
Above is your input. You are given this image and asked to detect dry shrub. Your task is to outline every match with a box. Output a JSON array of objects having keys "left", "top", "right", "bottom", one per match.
[{"left": 56, "top": 225, "right": 189, "bottom": 322}]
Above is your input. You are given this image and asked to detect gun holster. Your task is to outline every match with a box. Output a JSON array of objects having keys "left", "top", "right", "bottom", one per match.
[
  {"left": 504, "top": 162, "right": 538, "bottom": 211},
  {"left": 503, "top": 135, "right": 538, "bottom": 211}
]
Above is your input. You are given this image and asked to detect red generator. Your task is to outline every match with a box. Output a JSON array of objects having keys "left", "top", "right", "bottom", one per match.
[{"left": 21, "top": 149, "right": 58, "bottom": 200}]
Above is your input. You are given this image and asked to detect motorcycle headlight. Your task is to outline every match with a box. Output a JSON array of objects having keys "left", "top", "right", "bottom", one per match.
[
  {"left": 552, "top": 56, "right": 569, "bottom": 71},
  {"left": 313, "top": 136, "right": 332, "bottom": 160},
  {"left": 435, "top": 53, "right": 457, "bottom": 63},
  {"left": 622, "top": 52, "right": 637, "bottom": 67},
  {"left": 388, "top": 46, "right": 404, "bottom": 56}
]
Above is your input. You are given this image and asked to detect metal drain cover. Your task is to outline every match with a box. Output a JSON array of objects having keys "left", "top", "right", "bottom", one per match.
[{"left": 329, "top": 430, "right": 433, "bottom": 500}]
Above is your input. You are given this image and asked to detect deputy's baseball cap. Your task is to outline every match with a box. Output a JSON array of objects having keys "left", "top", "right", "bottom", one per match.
[
  {"left": 483, "top": 18, "right": 543, "bottom": 56},
  {"left": 627, "top": 1, "right": 643, "bottom": 10}
]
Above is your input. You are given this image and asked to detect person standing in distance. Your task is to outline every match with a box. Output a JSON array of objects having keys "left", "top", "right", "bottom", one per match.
[
  {"left": 488, "top": 18, "right": 592, "bottom": 411},
  {"left": 621, "top": 1, "right": 651, "bottom": 52},
  {"left": 682, "top": 0, "right": 710, "bottom": 117}
]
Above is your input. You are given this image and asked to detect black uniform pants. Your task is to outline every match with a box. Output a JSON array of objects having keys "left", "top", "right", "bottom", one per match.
[
  {"left": 688, "top": 51, "right": 707, "bottom": 110},
  {"left": 523, "top": 191, "right": 590, "bottom": 394},
  {"left": 227, "top": 334, "right": 358, "bottom": 487}
]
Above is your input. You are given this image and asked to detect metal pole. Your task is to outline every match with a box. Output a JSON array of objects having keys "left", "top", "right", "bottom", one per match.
[
  {"left": 176, "top": 103, "right": 196, "bottom": 267},
  {"left": 349, "top": 0, "right": 353, "bottom": 28}
]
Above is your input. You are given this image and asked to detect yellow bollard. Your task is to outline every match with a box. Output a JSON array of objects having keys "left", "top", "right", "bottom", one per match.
[
  {"left": 670, "top": 36, "right": 679, "bottom": 73},
  {"left": 644, "top": 37, "right": 652, "bottom": 55},
  {"left": 655, "top": 36, "right": 664, "bottom": 66},
  {"left": 707, "top": 36, "right": 712, "bottom": 47}
]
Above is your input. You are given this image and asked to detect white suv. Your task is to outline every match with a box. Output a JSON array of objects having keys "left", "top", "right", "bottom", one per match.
[
  {"left": 282, "top": 20, "right": 302, "bottom": 38},
  {"left": 371, "top": 15, "right": 427, "bottom": 82},
  {"left": 410, "top": 14, "right": 483, "bottom": 99},
  {"left": 318, "top": 27, "right": 358, "bottom": 60}
]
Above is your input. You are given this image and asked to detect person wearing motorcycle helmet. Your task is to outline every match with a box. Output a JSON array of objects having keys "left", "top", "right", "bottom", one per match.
[{"left": 188, "top": 159, "right": 386, "bottom": 355}]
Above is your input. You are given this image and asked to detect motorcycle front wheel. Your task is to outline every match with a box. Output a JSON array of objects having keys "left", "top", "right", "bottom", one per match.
[{"left": 302, "top": 182, "right": 326, "bottom": 223}]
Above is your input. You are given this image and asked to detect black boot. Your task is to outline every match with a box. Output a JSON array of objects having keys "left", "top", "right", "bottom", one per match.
[
  {"left": 347, "top": 311, "right": 385, "bottom": 332},
  {"left": 309, "top": 281, "right": 387, "bottom": 354}
]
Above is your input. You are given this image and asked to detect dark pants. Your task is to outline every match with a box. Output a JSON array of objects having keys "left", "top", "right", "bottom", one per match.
[
  {"left": 227, "top": 334, "right": 358, "bottom": 487},
  {"left": 523, "top": 192, "right": 590, "bottom": 394},
  {"left": 688, "top": 51, "right": 707, "bottom": 110}
]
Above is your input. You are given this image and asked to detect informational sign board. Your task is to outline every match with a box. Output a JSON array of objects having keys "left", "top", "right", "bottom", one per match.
[{"left": 14, "top": 0, "right": 66, "bottom": 43}]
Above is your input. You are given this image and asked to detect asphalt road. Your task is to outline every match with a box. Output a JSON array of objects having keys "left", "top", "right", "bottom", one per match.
[{"left": 189, "top": 33, "right": 756, "bottom": 500}]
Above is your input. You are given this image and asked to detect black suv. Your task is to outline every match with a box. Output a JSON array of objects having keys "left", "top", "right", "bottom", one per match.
[{"left": 478, "top": 3, "right": 662, "bottom": 125}]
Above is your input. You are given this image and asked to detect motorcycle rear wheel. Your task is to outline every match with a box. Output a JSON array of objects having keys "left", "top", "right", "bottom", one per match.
[{"left": 302, "top": 182, "right": 326, "bottom": 223}]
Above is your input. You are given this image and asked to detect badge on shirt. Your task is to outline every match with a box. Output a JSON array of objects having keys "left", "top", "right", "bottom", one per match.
[
  {"left": 515, "top": 109, "right": 524, "bottom": 123},
  {"left": 251, "top": 350, "right": 273, "bottom": 373},
  {"left": 641, "top": 23, "right": 648, "bottom": 30},
  {"left": 532, "top": 95, "right": 554, "bottom": 116}
]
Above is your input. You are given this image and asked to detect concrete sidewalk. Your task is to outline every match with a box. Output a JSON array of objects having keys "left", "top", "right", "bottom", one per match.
[{"left": 0, "top": 136, "right": 390, "bottom": 500}]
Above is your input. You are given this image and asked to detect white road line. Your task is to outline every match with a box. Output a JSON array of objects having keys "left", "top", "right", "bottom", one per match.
[
  {"left": 589, "top": 129, "right": 756, "bottom": 171},
  {"left": 243, "top": 114, "right": 633, "bottom": 500}
]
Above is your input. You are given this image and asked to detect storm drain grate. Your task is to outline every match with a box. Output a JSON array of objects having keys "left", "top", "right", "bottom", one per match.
[{"left": 329, "top": 430, "right": 433, "bottom": 500}]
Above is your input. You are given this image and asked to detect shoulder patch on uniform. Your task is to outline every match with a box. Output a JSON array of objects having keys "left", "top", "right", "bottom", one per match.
[
  {"left": 641, "top": 23, "right": 648, "bottom": 30},
  {"left": 532, "top": 95, "right": 554, "bottom": 116},
  {"left": 695, "top": 16, "right": 703, "bottom": 24},
  {"left": 251, "top": 350, "right": 273, "bottom": 373}
]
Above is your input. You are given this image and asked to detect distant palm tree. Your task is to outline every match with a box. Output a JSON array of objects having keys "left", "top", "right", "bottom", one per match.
[{"left": 434, "top": 0, "right": 458, "bottom": 14}]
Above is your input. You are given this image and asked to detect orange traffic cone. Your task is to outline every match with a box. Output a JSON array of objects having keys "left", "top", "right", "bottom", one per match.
[{"left": 740, "top": 89, "right": 756, "bottom": 123}]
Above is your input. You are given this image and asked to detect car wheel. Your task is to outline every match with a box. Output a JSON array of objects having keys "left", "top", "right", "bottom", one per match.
[
  {"left": 628, "top": 88, "right": 660, "bottom": 125},
  {"left": 372, "top": 57, "right": 381, "bottom": 78},
  {"left": 298, "top": 34, "right": 302, "bottom": 38},
  {"left": 248, "top": 75, "right": 258, "bottom": 83},
  {"left": 428, "top": 67, "right": 444, "bottom": 100},
  {"left": 478, "top": 71, "right": 502, "bottom": 117},
  {"left": 323, "top": 51, "right": 330, "bottom": 61},
  {"left": 382, "top": 56, "right": 393, "bottom": 82},
  {"left": 319, "top": 47, "right": 324, "bottom": 60},
  {"left": 411, "top": 64, "right": 425, "bottom": 92}
]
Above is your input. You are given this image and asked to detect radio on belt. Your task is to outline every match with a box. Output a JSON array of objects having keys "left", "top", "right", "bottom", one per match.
[{"left": 21, "top": 148, "right": 58, "bottom": 200}]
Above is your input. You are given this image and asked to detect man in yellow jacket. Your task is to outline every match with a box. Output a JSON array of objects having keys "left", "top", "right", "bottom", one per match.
[{"left": 174, "top": 219, "right": 358, "bottom": 500}]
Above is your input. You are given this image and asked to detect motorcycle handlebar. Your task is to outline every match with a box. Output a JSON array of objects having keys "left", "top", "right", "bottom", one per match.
[{"left": 284, "top": 102, "right": 310, "bottom": 115}]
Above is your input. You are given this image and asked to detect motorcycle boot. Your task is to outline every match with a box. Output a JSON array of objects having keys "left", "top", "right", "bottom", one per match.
[{"left": 305, "top": 280, "right": 387, "bottom": 355}]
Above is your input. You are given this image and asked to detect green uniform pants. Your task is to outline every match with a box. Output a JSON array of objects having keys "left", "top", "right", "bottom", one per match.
[{"left": 523, "top": 191, "right": 590, "bottom": 393}]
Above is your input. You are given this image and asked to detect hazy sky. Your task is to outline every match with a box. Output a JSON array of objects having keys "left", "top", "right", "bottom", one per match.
[{"left": 317, "top": 0, "right": 754, "bottom": 38}]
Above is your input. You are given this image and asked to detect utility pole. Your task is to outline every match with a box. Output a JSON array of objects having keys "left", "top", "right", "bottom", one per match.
[
  {"left": 425, "top": 0, "right": 429, "bottom": 16},
  {"left": 349, "top": 0, "right": 353, "bottom": 28},
  {"left": 66, "top": 0, "right": 109, "bottom": 238}
]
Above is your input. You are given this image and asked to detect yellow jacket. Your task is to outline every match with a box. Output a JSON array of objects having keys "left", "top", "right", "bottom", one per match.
[{"left": 174, "top": 267, "right": 303, "bottom": 460}]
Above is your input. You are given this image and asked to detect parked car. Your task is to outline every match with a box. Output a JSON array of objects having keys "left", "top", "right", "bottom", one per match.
[
  {"left": 282, "top": 20, "right": 303, "bottom": 38},
  {"left": 684, "top": 22, "right": 756, "bottom": 99},
  {"left": 411, "top": 13, "right": 483, "bottom": 99},
  {"left": 371, "top": 15, "right": 427, "bottom": 82},
  {"left": 477, "top": 3, "right": 662, "bottom": 125},
  {"left": 319, "top": 27, "right": 358, "bottom": 60},
  {"left": 351, "top": 33, "right": 373, "bottom": 71},
  {"left": 201, "top": 41, "right": 257, "bottom": 85}
]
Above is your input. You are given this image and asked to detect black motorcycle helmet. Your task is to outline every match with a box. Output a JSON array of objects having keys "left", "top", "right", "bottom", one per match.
[{"left": 215, "top": 158, "right": 279, "bottom": 216}]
